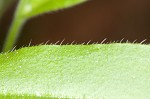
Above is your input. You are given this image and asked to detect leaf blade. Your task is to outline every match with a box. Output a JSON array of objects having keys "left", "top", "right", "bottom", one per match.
[
  {"left": 0, "top": 44, "right": 150, "bottom": 98},
  {"left": 17, "top": 0, "right": 86, "bottom": 18}
]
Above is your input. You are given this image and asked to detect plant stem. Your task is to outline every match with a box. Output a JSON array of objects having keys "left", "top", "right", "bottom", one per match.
[
  {"left": 2, "top": 0, "right": 27, "bottom": 52},
  {"left": 2, "top": 16, "right": 26, "bottom": 52}
]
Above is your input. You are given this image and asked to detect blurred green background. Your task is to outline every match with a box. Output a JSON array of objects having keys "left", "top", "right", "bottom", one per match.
[{"left": 0, "top": 0, "right": 150, "bottom": 50}]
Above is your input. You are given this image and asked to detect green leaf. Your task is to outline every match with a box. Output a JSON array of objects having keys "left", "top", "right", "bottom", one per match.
[
  {"left": 17, "top": 0, "right": 86, "bottom": 19},
  {"left": 0, "top": 44, "right": 150, "bottom": 98},
  {"left": 3, "top": 0, "right": 86, "bottom": 52}
]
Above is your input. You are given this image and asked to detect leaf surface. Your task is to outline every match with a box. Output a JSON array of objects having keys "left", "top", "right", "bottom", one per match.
[
  {"left": 0, "top": 44, "right": 150, "bottom": 98},
  {"left": 17, "top": 0, "right": 86, "bottom": 19}
]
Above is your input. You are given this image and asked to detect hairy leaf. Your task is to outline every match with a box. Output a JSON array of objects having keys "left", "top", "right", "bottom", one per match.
[
  {"left": 0, "top": 44, "right": 150, "bottom": 98},
  {"left": 3, "top": 0, "right": 86, "bottom": 52}
]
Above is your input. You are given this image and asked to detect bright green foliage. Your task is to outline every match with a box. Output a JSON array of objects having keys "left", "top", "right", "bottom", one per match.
[
  {"left": 0, "top": 44, "right": 150, "bottom": 98},
  {"left": 3, "top": 0, "right": 86, "bottom": 52},
  {"left": 17, "top": 0, "right": 86, "bottom": 19}
]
